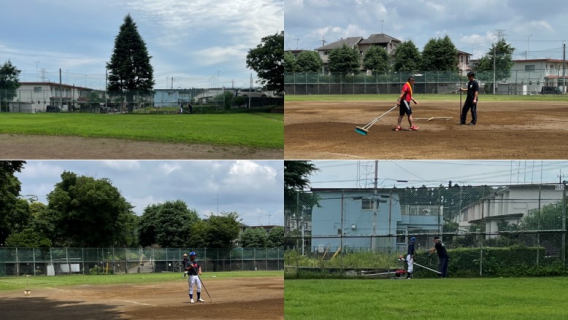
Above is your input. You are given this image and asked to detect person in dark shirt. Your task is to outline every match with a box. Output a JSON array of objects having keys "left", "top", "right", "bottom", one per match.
[
  {"left": 185, "top": 252, "right": 204, "bottom": 303},
  {"left": 181, "top": 253, "right": 188, "bottom": 278},
  {"left": 428, "top": 236, "right": 449, "bottom": 278},
  {"left": 406, "top": 236, "right": 416, "bottom": 279},
  {"left": 458, "top": 71, "right": 479, "bottom": 125}
]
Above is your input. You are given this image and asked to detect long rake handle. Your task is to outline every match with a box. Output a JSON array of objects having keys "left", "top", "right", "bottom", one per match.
[
  {"left": 197, "top": 274, "right": 212, "bottom": 301},
  {"left": 362, "top": 105, "right": 398, "bottom": 130},
  {"left": 414, "top": 262, "right": 442, "bottom": 274}
]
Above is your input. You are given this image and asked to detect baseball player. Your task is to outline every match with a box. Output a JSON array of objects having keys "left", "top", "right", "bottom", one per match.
[
  {"left": 395, "top": 76, "right": 419, "bottom": 131},
  {"left": 181, "top": 253, "right": 188, "bottom": 278},
  {"left": 458, "top": 71, "right": 479, "bottom": 125},
  {"left": 185, "top": 252, "right": 205, "bottom": 303},
  {"left": 428, "top": 236, "right": 449, "bottom": 278},
  {"left": 406, "top": 237, "right": 416, "bottom": 279}
]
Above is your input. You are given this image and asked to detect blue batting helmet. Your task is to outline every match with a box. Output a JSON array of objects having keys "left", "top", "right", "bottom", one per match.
[
  {"left": 189, "top": 252, "right": 196, "bottom": 256},
  {"left": 410, "top": 237, "right": 416, "bottom": 242}
]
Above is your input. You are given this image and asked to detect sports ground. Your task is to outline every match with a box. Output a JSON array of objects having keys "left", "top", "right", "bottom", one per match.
[
  {"left": 0, "top": 113, "right": 283, "bottom": 159},
  {"left": 285, "top": 277, "right": 568, "bottom": 320},
  {"left": 0, "top": 271, "right": 283, "bottom": 320},
  {"left": 284, "top": 94, "right": 568, "bottom": 159}
]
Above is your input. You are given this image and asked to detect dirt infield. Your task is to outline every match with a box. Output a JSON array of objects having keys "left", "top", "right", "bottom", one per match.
[
  {"left": 0, "top": 276, "right": 283, "bottom": 320},
  {"left": 285, "top": 100, "right": 568, "bottom": 159},
  {"left": 0, "top": 134, "right": 283, "bottom": 159}
]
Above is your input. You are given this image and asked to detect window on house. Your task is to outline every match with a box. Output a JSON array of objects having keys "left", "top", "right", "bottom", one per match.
[
  {"left": 551, "top": 65, "right": 554, "bottom": 69},
  {"left": 525, "top": 65, "right": 535, "bottom": 72},
  {"left": 396, "top": 230, "right": 407, "bottom": 243},
  {"left": 362, "top": 199, "right": 374, "bottom": 210},
  {"left": 34, "top": 87, "right": 42, "bottom": 93}
]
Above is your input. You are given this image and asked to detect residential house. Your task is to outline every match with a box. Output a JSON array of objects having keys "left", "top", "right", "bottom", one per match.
[
  {"left": 453, "top": 184, "right": 564, "bottom": 235},
  {"left": 315, "top": 36, "right": 364, "bottom": 73},
  {"left": 9, "top": 82, "right": 103, "bottom": 113},
  {"left": 457, "top": 50, "right": 472, "bottom": 76},
  {"left": 309, "top": 188, "right": 441, "bottom": 254}
]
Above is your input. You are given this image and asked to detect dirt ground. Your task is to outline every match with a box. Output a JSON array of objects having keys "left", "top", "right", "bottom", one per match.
[
  {"left": 0, "top": 134, "right": 283, "bottom": 159},
  {"left": 284, "top": 100, "right": 568, "bottom": 159},
  {"left": 0, "top": 276, "right": 283, "bottom": 320}
]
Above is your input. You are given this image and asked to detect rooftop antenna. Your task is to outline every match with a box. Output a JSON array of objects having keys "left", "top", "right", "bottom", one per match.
[{"left": 380, "top": 20, "right": 384, "bottom": 34}]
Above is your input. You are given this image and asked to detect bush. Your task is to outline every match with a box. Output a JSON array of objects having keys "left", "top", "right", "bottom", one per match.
[{"left": 89, "top": 266, "right": 114, "bottom": 275}]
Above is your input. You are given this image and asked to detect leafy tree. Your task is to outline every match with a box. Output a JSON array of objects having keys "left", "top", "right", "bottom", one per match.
[
  {"left": 284, "top": 161, "right": 320, "bottom": 236},
  {"left": 239, "top": 227, "right": 268, "bottom": 247},
  {"left": 203, "top": 212, "right": 241, "bottom": 249},
  {"left": 328, "top": 44, "right": 361, "bottom": 74},
  {"left": 234, "top": 96, "right": 245, "bottom": 108},
  {"left": 0, "top": 161, "right": 26, "bottom": 245},
  {"left": 421, "top": 36, "right": 458, "bottom": 71},
  {"left": 284, "top": 51, "right": 296, "bottom": 73},
  {"left": 363, "top": 46, "right": 390, "bottom": 72},
  {"left": 393, "top": 40, "right": 422, "bottom": 72},
  {"left": 0, "top": 61, "right": 21, "bottom": 112},
  {"left": 212, "top": 91, "right": 234, "bottom": 110},
  {"left": 475, "top": 39, "right": 515, "bottom": 80},
  {"left": 295, "top": 51, "right": 323, "bottom": 73},
  {"left": 6, "top": 228, "right": 51, "bottom": 248},
  {"left": 107, "top": 14, "right": 155, "bottom": 113},
  {"left": 267, "top": 226, "right": 284, "bottom": 247},
  {"left": 46, "top": 171, "right": 137, "bottom": 247},
  {"left": 188, "top": 220, "right": 208, "bottom": 248},
  {"left": 519, "top": 201, "right": 564, "bottom": 231},
  {"left": 88, "top": 91, "right": 102, "bottom": 108},
  {"left": 246, "top": 31, "right": 284, "bottom": 93},
  {"left": 138, "top": 200, "right": 199, "bottom": 247}
]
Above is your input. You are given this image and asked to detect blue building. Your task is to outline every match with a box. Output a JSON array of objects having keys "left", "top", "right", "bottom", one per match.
[{"left": 310, "top": 188, "right": 441, "bottom": 254}]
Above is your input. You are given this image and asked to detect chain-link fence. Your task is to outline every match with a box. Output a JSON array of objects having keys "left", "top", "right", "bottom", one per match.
[
  {"left": 284, "top": 70, "right": 567, "bottom": 95},
  {"left": 0, "top": 247, "right": 284, "bottom": 277},
  {"left": 284, "top": 183, "right": 567, "bottom": 278}
]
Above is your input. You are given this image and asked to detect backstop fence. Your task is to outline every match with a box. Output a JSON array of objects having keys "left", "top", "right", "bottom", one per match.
[
  {"left": 0, "top": 247, "right": 284, "bottom": 277},
  {"left": 284, "top": 69, "right": 567, "bottom": 95},
  {"left": 284, "top": 183, "right": 567, "bottom": 278}
]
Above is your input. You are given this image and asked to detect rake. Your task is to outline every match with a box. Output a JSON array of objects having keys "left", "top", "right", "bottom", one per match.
[{"left": 355, "top": 105, "right": 398, "bottom": 135}]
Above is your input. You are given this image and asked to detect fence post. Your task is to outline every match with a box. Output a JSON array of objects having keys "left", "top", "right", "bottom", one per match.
[
  {"left": 562, "top": 181, "right": 566, "bottom": 273},
  {"left": 204, "top": 247, "right": 207, "bottom": 272},
  {"left": 266, "top": 247, "right": 268, "bottom": 271},
  {"left": 66, "top": 247, "right": 70, "bottom": 275},
  {"left": 112, "top": 247, "right": 115, "bottom": 275},
  {"left": 305, "top": 73, "right": 308, "bottom": 95},
  {"left": 15, "top": 247, "right": 19, "bottom": 276}
]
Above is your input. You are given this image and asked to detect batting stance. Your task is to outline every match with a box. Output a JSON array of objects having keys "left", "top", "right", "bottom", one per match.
[
  {"left": 459, "top": 71, "right": 479, "bottom": 125},
  {"left": 406, "top": 237, "right": 416, "bottom": 279},
  {"left": 395, "top": 76, "right": 419, "bottom": 131},
  {"left": 185, "top": 252, "right": 205, "bottom": 303}
]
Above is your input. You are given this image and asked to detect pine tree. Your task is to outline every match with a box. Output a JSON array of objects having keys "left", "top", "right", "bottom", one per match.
[{"left": 107, "top": 14, "right": 154, "bottom": 113}]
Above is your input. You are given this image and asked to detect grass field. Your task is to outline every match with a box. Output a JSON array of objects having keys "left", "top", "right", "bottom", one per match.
[
  {"left": 0, "top": 113, "right": 283, "bottom": 149},
  {"left": 0, "top": 270, "right": 283, "bottom": 292},
  {"left": 285, "top": 93, "right": 568, "bottom": 102},
  {"left": 285, "top": 277, "right": 568, "bottom": 320}
]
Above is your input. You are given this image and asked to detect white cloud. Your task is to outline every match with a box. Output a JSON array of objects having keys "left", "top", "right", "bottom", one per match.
[
  {"left": 18, "top": 162, "right": 64, "bottom": 179},
  {"left": 102, "top": 161, "right": 141, "bottom": 171},
  {"left": 159, "top": 163, "right": 181, "bottom": 176},
  {"left": 224, "top": 160, "right": 277, "bottom": 190}
]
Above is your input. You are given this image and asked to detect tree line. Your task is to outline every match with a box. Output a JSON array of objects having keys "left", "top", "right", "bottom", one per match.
[
  {"left": 0, "top": 161, "right": 283, "bottom": 249},
  {"left": 284, "top": 35, "right": 515, "bottom": 80}
]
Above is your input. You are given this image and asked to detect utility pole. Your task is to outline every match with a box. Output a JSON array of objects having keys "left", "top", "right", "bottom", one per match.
[
  {"left": 59, "top": 69, "right": 63, "bottom": 109},
  {"left": 321, "top": 36, "right": 326, "bottom": 47},
  {"left": 34, "top": 61, "right": 40, "bottom": 81},
  {"left": 293, "top": 38, "right": 299, "bottom": 50},
  {"left": 525, "top": 34, "right": 533, "bottom": 59},
  {"left": 563, "top": 42, "right": 566, "bottom": 94},
  {"left": 380, "top": 20, "right": 384, "bottom": 34},
  {"left": 372, "top": 160, "right": 378, "bottom": 251}
]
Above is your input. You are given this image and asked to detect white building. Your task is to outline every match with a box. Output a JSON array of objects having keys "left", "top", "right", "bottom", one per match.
[
  {"left": 453, "top": 184, "right": 564, "bottom": 234},
  {"left": 9, "top": 82, "right": 103, "bottom": 113}
]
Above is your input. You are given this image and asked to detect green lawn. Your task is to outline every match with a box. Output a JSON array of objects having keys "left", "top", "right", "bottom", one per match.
[
  {"left": 0, "top": 113, "right": 283, "bottom": 149},
  {"left": 285, "top": 277, "right": 568, "bottom": 320},
  {"left": 285, "top": 94, "right": 568, "bottom": 102},
  {"left": 0, "top": 270, "right": 283, "bottom": 292}
]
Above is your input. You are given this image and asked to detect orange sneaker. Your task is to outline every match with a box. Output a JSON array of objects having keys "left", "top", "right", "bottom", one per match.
[{"left": 410, "top": 125, "right": 419, "bottom": 131}]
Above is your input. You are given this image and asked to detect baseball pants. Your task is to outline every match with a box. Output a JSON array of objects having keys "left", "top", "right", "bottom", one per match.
[
  {"left": 406, "top": 254, "right": 414, "bottom": 273},
  {"left": 188, "top": 275, "right": 202, "bottom": 294}
]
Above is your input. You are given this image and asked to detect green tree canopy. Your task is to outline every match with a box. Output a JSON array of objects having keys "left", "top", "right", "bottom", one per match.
[
  {"left": 239, "top": 227, "right": 268, "bottom": 247},
  {"left": 267, "top": 226, "right": 284, "bottom": 247},
  {"left": 284, "top": 51, "right": 297, "bottom": 73},
  {"left": 475, "top": 39, "right": 515, "bottom": 80},
  {"left": 246, "top": 31, "right": 284, "bottom": 93},
  {"left": 203, "top": 212, "right": 241, "bottom": 249},
  {"left": 421, "top": 36, "right": 458, "bottom": 71},
  {"left": 328, "top": 44, "right": 361, "bottom": 74},
  {"left": 363, "top": 46, "right": 390, "bottom": 72},
  {"left": 46, "top": 171, "right": 137, "bottom": 247},
  {"left": 296, "top": 51, "right": 323, "bottom": 73},
  {"left": 519, "top": 201, "right": 564, "bottom": 231},
  {"left": 138, "top": 200, "right": 199, "bottom": 247},
  {"left": 0, "top": 61, "right": 21, "bottom": 112},
  {"left": 0, "top": 161, "right": 26, "bottom": 245},
  {"left": 6, "top": 228, "right": 52, "bottom": 248},
  {"left": 107, "top": 14, "right": 155, "bottom": 112},
  {"left": 393, "top": 40, "right": 422, "bottom": 72}
]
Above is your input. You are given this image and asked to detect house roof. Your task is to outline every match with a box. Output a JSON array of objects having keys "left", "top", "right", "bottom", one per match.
[
  {"left": 469, "top": 213, "right": 524, "bottom": 223},
  {"left": 514, "top": 59, "right": 566, "bottom": 63},
  {"left": 316, "top": 37, "right": 363, "bottom": 51},
  {"left": 311, "top": 187, "right": 397, "bottom": 193},
  {"left": 359, "top": 33, "right": 401, "bottom": 44},
  {"left": 20, "top": 82, "right": 94, "bottom": 91},
  {"left": 457, "top": 50, "right": 472, "bottom": 56}
]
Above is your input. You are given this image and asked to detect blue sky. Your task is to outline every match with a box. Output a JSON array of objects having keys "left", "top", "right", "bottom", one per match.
[
  {"left": 285, "top": 0, "right": 568, "bottom": 60},
  {"left": 0, "top": 0, "right": 283, "bottom": 89},
  {"left": 309, "top": 160, "right": 568, "bottom": 189},
  {"left": 15, "top": 160, "right": 284, "bottom": 226}
]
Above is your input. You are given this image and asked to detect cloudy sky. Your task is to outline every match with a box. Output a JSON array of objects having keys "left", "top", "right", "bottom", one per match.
[
  {"left": 14, "top": 160, "right": 284, "bottom": 226},
  {"left": 309, "top": 160, "right": 568, "bottom": 189},
  {"left": 285, "top": 0, "right": 568, "bottom": 60},
  {"left": 0, "top": 0, "right": 283, "bottom": 89}
]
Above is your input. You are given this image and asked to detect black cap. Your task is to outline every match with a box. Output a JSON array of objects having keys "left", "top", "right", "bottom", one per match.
[
  {"left": 434, "top": 236, "right": 440, "bottom": 240},
  {"left": 408, "top": 76, "right": 415, "bottom": 81},
  {"left": 467, "top": 71, "right": 475, "bottom": 77}
]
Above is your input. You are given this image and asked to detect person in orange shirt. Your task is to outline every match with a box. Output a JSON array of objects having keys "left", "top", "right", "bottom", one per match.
[{"left": 395, "top": 76, "right": 419, "bottom": 131}]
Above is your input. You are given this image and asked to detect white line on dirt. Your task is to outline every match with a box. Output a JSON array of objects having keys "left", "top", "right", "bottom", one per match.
[{"left": 122, "top": 300, "right": 158, "bottom": 307}]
